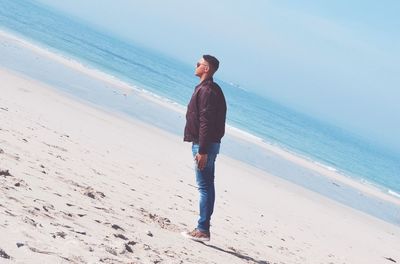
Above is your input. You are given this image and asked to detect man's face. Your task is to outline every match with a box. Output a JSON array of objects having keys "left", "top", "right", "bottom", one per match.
[{"left": 195, "top": 58, "right": 209, "bottom": 77}]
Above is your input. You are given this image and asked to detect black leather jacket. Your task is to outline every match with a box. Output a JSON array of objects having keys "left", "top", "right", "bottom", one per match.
[{"left": 184, "top": 78, "right": 227, "bottom": 154}]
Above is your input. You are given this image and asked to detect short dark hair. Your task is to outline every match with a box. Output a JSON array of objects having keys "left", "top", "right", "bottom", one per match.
[{"left": 203, "top": 54, "right": 219, "bottom": 73}]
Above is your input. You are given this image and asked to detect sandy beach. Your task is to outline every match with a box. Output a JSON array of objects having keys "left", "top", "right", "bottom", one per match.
[{"left": 1, "top": 31, "right": 400, "bottom": 264}]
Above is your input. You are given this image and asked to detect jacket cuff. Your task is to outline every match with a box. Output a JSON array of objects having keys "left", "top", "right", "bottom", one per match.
[{"left": 198, "top": 144, "right": 208, "bottom": 154}]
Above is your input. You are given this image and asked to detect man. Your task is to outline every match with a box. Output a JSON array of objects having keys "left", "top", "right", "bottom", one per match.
[{"left": 181, "top": 55, "right": 227, "bottom": 242}]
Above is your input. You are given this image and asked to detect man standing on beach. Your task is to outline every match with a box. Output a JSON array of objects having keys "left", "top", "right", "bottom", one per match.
[{"left": 181, "top": 55, "right": 227, "bottom": 242}]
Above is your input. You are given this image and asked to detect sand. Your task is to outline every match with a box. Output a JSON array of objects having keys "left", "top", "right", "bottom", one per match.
[{"left": 1, "top": 31, "right": 400, "bottom": 264}]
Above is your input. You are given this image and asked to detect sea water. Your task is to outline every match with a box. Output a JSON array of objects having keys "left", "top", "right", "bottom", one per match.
[{"left": 1, "top": 0, "right": 399, "bottom": 222}]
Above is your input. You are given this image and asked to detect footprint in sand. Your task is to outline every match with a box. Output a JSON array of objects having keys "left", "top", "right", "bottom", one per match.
[
  {"left": 113, "top": 234, "right": 129, "bottom": 241},
  {"left": 0, "top": 248, "right": 11, "bottom": 259},
  {"left": 84, "top": 187, "right": 106, "bottom": 199},
  {"left": 0, "top": 169, "right": 12, "bottom": 177}
]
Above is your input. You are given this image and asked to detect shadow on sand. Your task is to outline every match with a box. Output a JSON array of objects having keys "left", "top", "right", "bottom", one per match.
[{"left": 199, "top": 242, "right": 270, "bottom": 264}]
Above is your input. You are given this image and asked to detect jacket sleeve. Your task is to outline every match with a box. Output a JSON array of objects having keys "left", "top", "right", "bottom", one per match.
[{"left": 198, "top": 86, "right": 218, "bottom": 154}]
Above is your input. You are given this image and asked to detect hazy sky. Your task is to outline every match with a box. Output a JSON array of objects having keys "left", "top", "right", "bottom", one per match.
[{"left": 35, "top": 0, "right": 400, "bottom": 151}]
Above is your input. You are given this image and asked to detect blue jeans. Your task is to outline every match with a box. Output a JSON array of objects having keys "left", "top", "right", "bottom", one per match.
[{"left": 192, "top": 143, "right": 220, "bottom": 233}]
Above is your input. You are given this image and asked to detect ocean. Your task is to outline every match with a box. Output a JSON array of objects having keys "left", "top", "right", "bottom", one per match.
[{"left": 1, "top": 0, "right": 399, "bottom": 224}]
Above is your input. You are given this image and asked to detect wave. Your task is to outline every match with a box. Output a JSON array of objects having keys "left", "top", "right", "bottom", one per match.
[
  {"left": 388, "top": 190, "right": 400, "bottom": 199},
  {"left": 313, "top": 161, "right": 338, "bottom": 172},
  {"left": 0, "top": 29, "right": 135, "bottom": 91}
]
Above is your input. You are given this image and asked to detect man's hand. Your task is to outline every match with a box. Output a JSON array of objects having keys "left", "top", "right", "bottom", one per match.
[{"left": 195, "top": 153, "right": 208, "bottom": 170}]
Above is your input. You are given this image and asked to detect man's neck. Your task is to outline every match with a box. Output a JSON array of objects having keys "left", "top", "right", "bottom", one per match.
[{"left": 199, "top": 74, "right": 212, "bottom": 83}]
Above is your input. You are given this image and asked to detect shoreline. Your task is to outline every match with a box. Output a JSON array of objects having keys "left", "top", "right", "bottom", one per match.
[
  {"left": 226, "top": 124, "right": 400, "bottom": 206},
  {"left": 1, "top": 28, "right": 399, "bottom": 216}
]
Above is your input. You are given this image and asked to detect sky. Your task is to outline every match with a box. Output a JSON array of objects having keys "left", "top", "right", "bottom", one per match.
[{"left": 34, "top": 0, "right": 400, "bottom": 152}]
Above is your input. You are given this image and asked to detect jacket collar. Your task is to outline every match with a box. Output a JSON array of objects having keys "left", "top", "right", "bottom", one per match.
[{"left": 196, "top": 77, "right": 213, "bottom": 88}]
